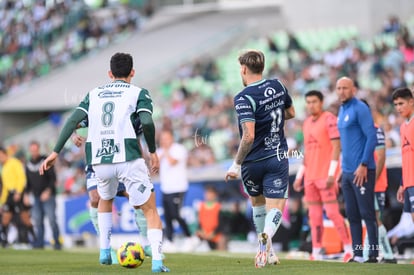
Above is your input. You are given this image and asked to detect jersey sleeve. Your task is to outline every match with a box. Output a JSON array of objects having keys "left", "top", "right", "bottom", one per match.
[
  {"left": 234, "top": 95, "right": 255, "bottom": 124},
  {"left": 77, "top": 93, "right": 90, "bottom": 114},
  {"left": 283, "top": 84, "right": 293, "bottom": 109},
  {"left": 326, "top": 112, "right": 340, "bottom": 139},
  {"left": 376, "top": 127, "right": 386, "bottom": 149},
  {"left": 136, "top": 89, "right": 153, "bottom": 114}
]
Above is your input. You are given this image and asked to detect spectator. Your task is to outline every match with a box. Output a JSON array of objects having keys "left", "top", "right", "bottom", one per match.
[
  {"left": 157, "top": 129, "right": 198, "bottom": 252},
  {"left": 25, "top": 141, "right": 61, "bottom": 249},
  {"left": 196, "top": 186, "right": 227, "bottom": 251},
  {"left": 0, "top": 146, "right": 34, "bottom": 248}
]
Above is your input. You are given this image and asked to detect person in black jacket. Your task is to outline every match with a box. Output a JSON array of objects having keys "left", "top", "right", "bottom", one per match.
[{"left": 26, "top": 141, "right": 61, "bottom": 249}]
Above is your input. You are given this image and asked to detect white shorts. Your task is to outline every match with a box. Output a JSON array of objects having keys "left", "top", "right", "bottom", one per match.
[{"left": 92, "top": 158, "right": 153, "bottom": 206}]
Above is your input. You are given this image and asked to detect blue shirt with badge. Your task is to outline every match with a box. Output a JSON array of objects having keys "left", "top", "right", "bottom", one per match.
[
  {"left": 337, "top": 97, "right": 377, "bottom": 173},
  {"left": 234, "top": 78, "right": 292, "bottom": 163}
]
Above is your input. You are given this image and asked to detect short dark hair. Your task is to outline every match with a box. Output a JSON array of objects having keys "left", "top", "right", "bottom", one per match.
[
  {"left": 110, "top": 52, "right": 133, "bottom": 78},
  {"left": 0, "top": 147, "right": 6, "bottom": 154},
  {"left": 392, "top": 87, "right": 413, "bottom": 101},
  {"left": 305, "top": 90, "right": 324, "bottom": 101},
  {"left": 238, "top": 50, "right": 265, "bottom": 74}
]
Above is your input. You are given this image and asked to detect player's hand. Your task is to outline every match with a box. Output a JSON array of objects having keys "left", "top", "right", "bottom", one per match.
[
  {"left": 149, "top": 153, "right": 159, "bottom": 175},
  {"left": 293, "top": 179, "right": 303, "bottom": 192},
  {"left": 326, "top": 176, "right": 335, "bottom": 189},
  {"left": 396, "top": 186, "right": 404, "bottom": 203},
  {"left": 71, "top": 133, "right": 85, "bottom": 147},
  {"left": 225, "top": 161, "right": 241, "bottom": 182},
  {"left": 39, "top": 152, "right": 58, "bottom": 175},
  {"left": 353, "top": 164, "right": 367, "bottom": 187}
]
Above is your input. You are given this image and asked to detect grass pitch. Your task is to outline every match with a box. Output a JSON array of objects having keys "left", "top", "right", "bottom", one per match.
[{"left": 0, "top": 249, "right": 413, "bottom": 274}]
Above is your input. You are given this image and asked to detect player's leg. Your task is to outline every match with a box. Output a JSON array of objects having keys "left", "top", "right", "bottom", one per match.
[
  {"left": 171, "top": 192, "right": 191, "bottom": 238},
  {"left": 403, "top": 187, "right": 414, "bottom": 222},
  {"left": 31, "top": 197, "right": 44, "bottom": 248},
  {"left": 364, "top": 192, "right": 395, "bottom": 263},
  {"left": 0, "top": 210, "right": 13, "bottom": 247},
  {"left": 304, "top": 181, "right": 324, "bottom": 260},
  {"left": 123, "top": 158, "right": 169, "bottom": 272},
  {"left": 354, "top": 170, "right": 378, "bottom": 262},
  {"left": 119, "top": 185, "right": 152, "bottom": 256},
  {"left": 319, "top": 180, "right": 352, "bottom": 262},
  {"left": 86, "top": 168, "right": 100, "bottom": 235},
  {"left": 93, "top": 164, "right": 119, "bottom": 265},
  {"left": 42, "top": 195, "right": 61, "bottom": 250},
  {"left": 341, "top": 172, "right": 364, "bottom": 262},
  {"left": 261, "top": 157, "right": 289, "bottom": 266},
  {"left": 240, "top": 161, "right": 268, "bottom": 267},
  {"left": 1, "top": 193, "right": 17, "bottom": 247}
]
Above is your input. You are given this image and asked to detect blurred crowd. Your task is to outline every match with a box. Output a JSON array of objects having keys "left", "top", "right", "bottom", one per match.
[
  {"left": 158, "top": 15, "right": 414, "bottom": 164},
  {"left": 0, "top": 0, "right": 141, "bottom": 96}
]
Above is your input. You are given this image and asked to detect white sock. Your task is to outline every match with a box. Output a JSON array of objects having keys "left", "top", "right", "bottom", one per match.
[
  {"left": 98, "top": 212, "right": 112, "bottom": 250},
  {"left": 363, "top": 233, "right": 369, "bottom": 260},
  {"left": 89, "top": 207, "right": 99, "bottom": 235},
  {"left": 134, "top": 209, "right": 149, "bottom": 247},
  {"left": 252, "top": 205, "right": 266, "bottom": 234},
  {"left": 263, "top": 208, "right": 282, "bottom": 240},
  {"left": 148, "top": 229, "right": 163, "bottom": 261},
  {"left": 379, "top": 225, "right": 394, "bottom": 260}
]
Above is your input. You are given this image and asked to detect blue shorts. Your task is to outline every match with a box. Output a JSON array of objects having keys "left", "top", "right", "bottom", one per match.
[
  {"left": 85, "top": 166, "right": 126, "bottom": 197},
  {"left": 241, "top": 156, "right": 289, "bottom": 199},
  {"left": 403, "top": 186, "right": 414, "bottom": 213}
]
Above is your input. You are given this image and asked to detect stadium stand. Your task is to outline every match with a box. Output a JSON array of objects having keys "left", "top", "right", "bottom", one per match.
[{"left": 0, "top": 0, "right": 141, "bottom": 97}]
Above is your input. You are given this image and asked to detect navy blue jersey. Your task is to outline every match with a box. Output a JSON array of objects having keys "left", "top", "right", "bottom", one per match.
[{"left": 234, "top": 79, "right": 292, "bottom": 163}]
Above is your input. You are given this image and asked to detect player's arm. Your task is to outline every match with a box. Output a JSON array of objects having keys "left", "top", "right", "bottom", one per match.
[
  {"left": 226, "top": 121, "right": 255, "bottom": 181},
  {"left": 354, "top": 105, "right": 376, "bottom": 186},
  {"left": 40, "top": 108, "right": 87, "bottom": 174},
  {"left": 326, "top": 138, "right": 340, "bottom": 189},
  {"left": 235, "top": 121, "right": 255, "bottom": 165},
  {"left": 375, "top": 146, "right": 385, "bottom": 181},
  {"left": 285, "top": 105, "right": 295, "bottom": 120},
  {"left": 284, "top": 91, "right": 295, "bottom": 120},
  {"left": 139, "top": 111, "right": 159, "bottom": 174}
]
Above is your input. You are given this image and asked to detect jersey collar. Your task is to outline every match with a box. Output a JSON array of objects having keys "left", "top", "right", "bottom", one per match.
[{"left": 247, "top": 78, "right": 266, "bottom": 87}]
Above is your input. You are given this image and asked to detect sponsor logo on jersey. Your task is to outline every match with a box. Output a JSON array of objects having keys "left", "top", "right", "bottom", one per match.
[
  {"left": 235, "top": 103, "right": 252, "bottom": 110},
  {"left": 96, "top": 138, "right": 120, "bottom": 157},
  {"left": 236, "top": 96, "right": 245, "bottom": 101},
  {"left": 98, "top": 90, "right": 124, "bottom": 98}
]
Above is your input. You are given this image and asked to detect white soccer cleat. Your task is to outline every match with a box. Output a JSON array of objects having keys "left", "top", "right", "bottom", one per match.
[
  {"left": 267, "top": 246, "right": 280, "bottom": 265},
  {"left": 255, "top": 233, "right": 268, "bottom": 268}
]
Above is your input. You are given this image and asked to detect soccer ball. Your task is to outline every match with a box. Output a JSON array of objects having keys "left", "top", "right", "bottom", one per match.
[{"left": 117, "top": 242, "right": 145, "bottom": 268}]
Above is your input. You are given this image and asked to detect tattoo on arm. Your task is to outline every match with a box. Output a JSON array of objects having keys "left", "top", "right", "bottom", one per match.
[{"left": 235, "top": 123, "right": 254, "bottom": 164}]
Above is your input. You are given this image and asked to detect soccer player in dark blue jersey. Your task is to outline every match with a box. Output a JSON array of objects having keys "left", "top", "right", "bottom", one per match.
[
  {"left": 336, "top": 77, "right": 378, "bottom": 263},
  {"left": 225, "top": 50, "right": 295, "bottom": 268}
]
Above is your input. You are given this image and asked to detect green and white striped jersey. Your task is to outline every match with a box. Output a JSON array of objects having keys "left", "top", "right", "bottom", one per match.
[{"left": 77, "top": 80, "right": 152, "bottom": 164}]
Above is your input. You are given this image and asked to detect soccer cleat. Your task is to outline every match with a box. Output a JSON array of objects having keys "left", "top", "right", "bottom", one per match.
[
  {"left": 255, "top": 233, "right": 268, "bottom": 268},
  {"left": 267, "top": 246, "right": 280, "bottom": 265},
  {"left": 152, "top": 259, "right": 170, "bottom": 273},
  {"left": 99, "top": 248, "right": 112, "bottom": 265},
  {"left": 379, "top": 258, "right": 397, "bottom": 264},
  {"left": 342, "top": 251, "right": 353, "bottom": 263},
  {"left": 110, "top": 248, "right": 119, "bottom": 265}
]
